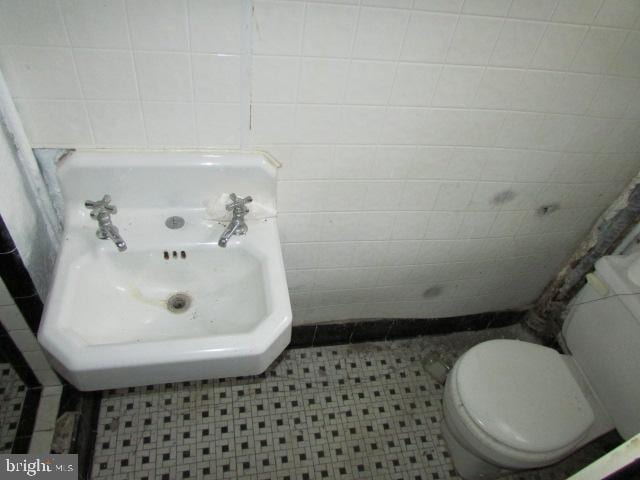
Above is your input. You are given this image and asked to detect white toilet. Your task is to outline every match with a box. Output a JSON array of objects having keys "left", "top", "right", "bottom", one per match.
[{"left": 442, "top": 253, "right": 640, "bottom": 479}]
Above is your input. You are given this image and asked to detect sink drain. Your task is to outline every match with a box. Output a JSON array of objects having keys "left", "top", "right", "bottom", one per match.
[
  {"left": 165, "top": 216, "right": 185, "bottom": 229},
  {"left": 167, "top": 293, "right": 191, "bottom": 313}
]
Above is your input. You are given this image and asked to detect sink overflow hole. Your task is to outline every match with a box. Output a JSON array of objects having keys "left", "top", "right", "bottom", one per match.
[
  {"left": 167, "top": 293, "right": 191, "bottom": 314},
  {"left": 165, "top": 216, "right": 185, "bottom": 229},
  {"left": 163, "top": 250, "right": 187, "bottom": 259}
]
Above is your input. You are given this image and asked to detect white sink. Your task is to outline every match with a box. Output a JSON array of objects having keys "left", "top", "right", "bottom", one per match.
[{"left": 38, "top": 151, "right": 291, "bottom": 391}]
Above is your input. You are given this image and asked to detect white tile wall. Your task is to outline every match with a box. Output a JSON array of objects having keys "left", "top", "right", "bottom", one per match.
[
  {"left": 1, "top": 0, "right": 640, "bottom": 325},
  {"left": 28, "top": 385, "right": 62, "bottom": 454}
]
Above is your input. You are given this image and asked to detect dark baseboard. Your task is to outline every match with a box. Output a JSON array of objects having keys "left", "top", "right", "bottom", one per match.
[{"left": 288, "top": 310, "right": 527, "bottom": 349}]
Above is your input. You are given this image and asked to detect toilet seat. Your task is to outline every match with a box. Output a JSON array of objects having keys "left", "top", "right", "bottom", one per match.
[{"left": 447, "top": 340, "right": 594, "bottom": 469}]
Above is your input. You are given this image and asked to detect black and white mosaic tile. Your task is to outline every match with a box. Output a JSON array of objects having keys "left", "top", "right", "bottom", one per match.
[
  {"left": 90, "top": 326, "right": 618, "bottom": 480},
  {"left": 0, "top": 363, "right": 27, "bottom": 452}
]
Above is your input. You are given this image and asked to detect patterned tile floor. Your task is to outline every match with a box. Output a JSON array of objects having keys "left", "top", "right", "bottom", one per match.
[
  {"left": 91, "top": 326, "right": 618, "bottom": 480},
  {"left": 0, "top": 363, "right": 27, "bottom": 452}
]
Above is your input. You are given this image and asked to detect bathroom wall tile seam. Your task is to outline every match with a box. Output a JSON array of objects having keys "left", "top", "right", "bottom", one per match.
[
  {"left": 374, "top": 3, "right": 412, "bottom": 113},
  {"left": 120, "top": 0, "right": 150, "bottom": 147},
  {"left": 279, "top": 248, "right": 575, "bottom": 274},
  {"left": 55, "top": 0, "right": 97, "bottom": 146},
  {"left": 277, "top": 244, "right": 581, "bottom": 268},
  {"left": 244, "top": 58, "right": 639, "bottom": 79},
  {"left": 12, "top": 98, "right": 637, "bottom": 123},
  {"left": 287, "top": 286, "right": 526, "bottom": 300},
  {"left": 274, "top": 177, "right": 621, "bottom": 186},
  {"left": 272, "top": 184, "right": 619, "bottom": 217},
  {"left": 258, "top": 0, "right": 640, "bottom": 28},
  {"left": 5, "top": 46, "right": 640, "bottom": 72},
  {"left": 280, "top": 213, "right": 604, "bottom": 233},
  {"left": 249, "top": 132, "right": 638, "bottom": 155},
  {"left": 280, "top": 255, "right": 573, "bottom": 277},
  {"left": 272, "top": 198, "right": 616, "bottom": 217},
  {"left": 257, "top": 143, "right": 640, "bottom": 153},
  {"left": 292, "top": 1, "right": 309, "bottom": 107},
  {"left": 285, "top": 277, "right": 542, "bottom": 294},
  {"left": 240, "top": 0, "right": 254, "bottom": 148},
  {"left": 274, "top": 0, "right": 635, "bottom": 30},
  {"left": 5, "top": 100, "right": 640, "bottom": 148},
  {"left": 276, "top": 231, "right": 590, "bottom": 246},
  {"left": 342, "top": 1, "right": 368, "bottom": 111},
  {"left": 277, "top": 235, "right": 584, "bottom": 247},
  {"left": 6, "top": 59, "right": 640, "bottom": 118},
  {"left": 245, "top": 104, "right": 639, "bottom": 125}
]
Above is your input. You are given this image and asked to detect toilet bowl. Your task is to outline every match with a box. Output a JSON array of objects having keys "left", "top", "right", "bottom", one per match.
[
  {"left": 442, "top": 253, "right": 640, "bottom": 479},
  {"left": 442, "top": 340, "right": 610, "bottom": 479}
]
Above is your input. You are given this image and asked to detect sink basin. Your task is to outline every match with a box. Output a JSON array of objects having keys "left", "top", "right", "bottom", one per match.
[
  {"left": 69, "top": 247, "right": 267, "bottom": 345},
  {"left": 38, "top": 151, "right": 291, "bottom": 390}
]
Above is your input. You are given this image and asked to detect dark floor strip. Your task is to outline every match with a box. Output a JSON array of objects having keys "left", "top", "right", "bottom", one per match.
[
  {"left": 56, "top": 384, "right": 102, "bottom": 480},
  {"left": 288, "top": 310, "right": 527, "bottom": 349}
]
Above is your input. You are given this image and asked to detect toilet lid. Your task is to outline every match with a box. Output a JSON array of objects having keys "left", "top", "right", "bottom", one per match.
[{"left": 456, "top": 340, "right": 594, "bottom": 454}]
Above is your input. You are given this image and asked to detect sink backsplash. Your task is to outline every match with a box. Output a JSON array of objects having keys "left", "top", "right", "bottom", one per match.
[{"left": 57, "top": 151, "right": 277, "bottom": 214}]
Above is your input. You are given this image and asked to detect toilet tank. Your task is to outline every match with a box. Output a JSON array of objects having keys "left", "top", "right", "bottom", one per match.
[{"left": 563, "top": 253, "right": 640, "bottom": 439}]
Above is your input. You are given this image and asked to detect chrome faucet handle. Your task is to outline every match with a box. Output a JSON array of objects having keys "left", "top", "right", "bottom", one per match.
[
  {"left": 85, "top": 195, "right": 117, "bottom": 218},
  {"left": 225, "top": 193, "right": 253, "bottom": 213}
]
